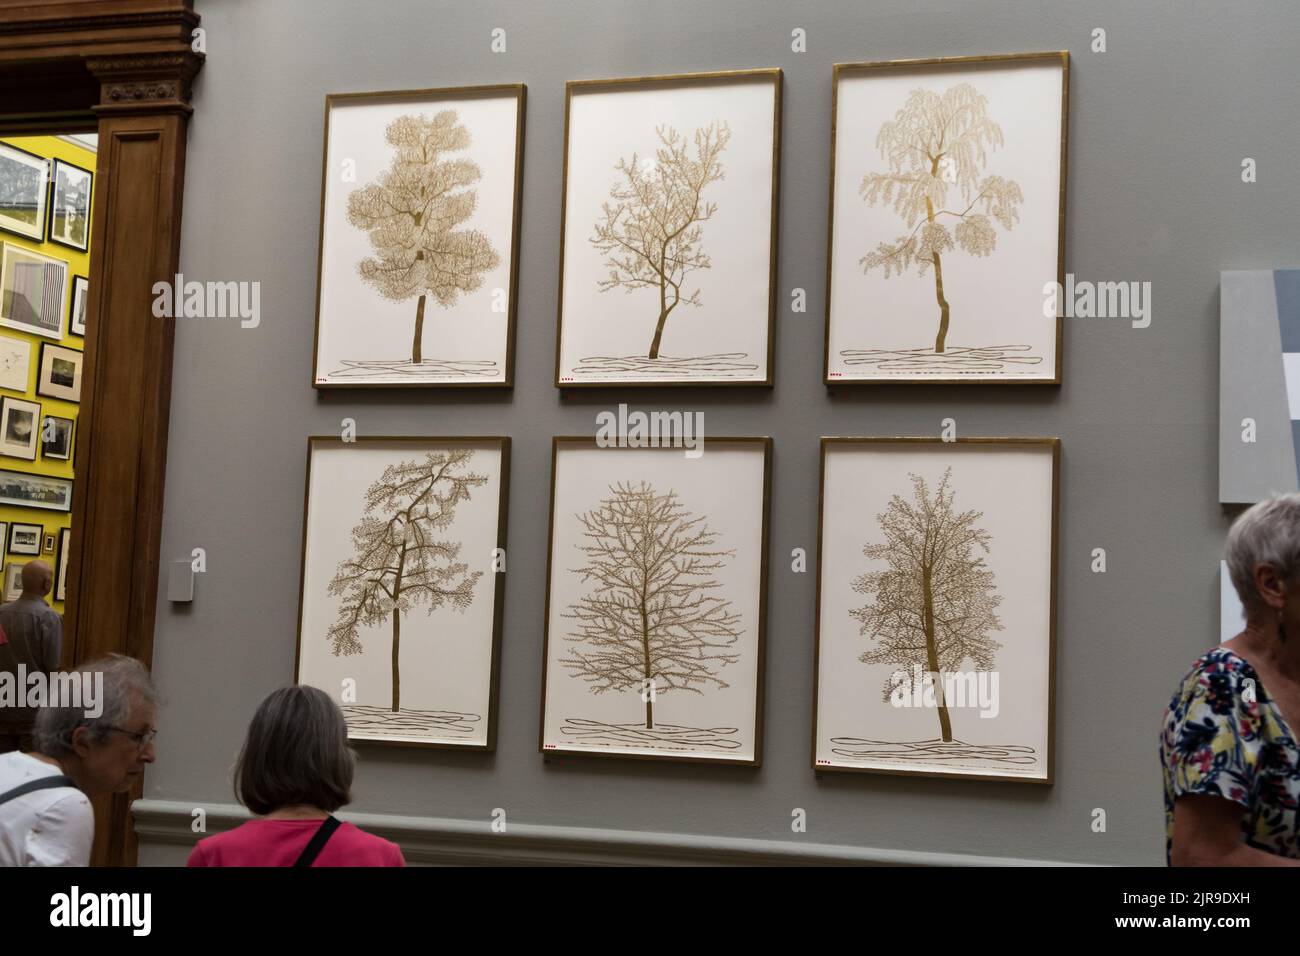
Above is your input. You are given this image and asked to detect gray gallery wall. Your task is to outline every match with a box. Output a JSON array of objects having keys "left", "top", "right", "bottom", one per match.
[{"left": 138, "top": 0, "right": 1300, "bottom": 865}]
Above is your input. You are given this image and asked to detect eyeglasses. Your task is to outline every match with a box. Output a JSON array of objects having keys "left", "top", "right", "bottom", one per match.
[{"left": 106, "top": 726, "right": 157, "bottom": 749}]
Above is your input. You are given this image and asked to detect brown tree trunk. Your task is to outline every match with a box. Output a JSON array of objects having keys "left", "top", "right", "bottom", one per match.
[
  {"left": 926, "top": 156, "right": 951, "bottom": 354},
  {"left": 648, "top": 250, "right": 673, "bottom": 360},
  {"left": 412, "top": 293, "right": 426, "bottom": 365},
  {"left": 932, "top": 255, "right": 951, "bottom": 353},
  {"left": 921, "top": 566, "right": 953, "bottom": 742},
  {"left": 391, "top": 543, "right": 407, "bottom": 713},
  {"left": 649, "top": 309, "right": 674, "bottom": 360},
  {"left": 640, "top": 601, "right": 653, "bottom": 728}
]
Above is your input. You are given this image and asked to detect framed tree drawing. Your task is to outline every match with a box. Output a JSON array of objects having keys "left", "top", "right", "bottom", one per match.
[
  {"left": 295, "top": 437, "right": 510, "bottom": 749},
  {"left": 824, "top": 53, "right": 1068, "bottom": 385},
  {"left": 554, "top": 70, "right": 781, "bottom": 387},
  {"left": 541, "top": 437, "right": 770, "bottom": 764},
  {"left": 813, "top": 437, "right": 1058, "bottom": 783},
  {"left": 312, "top": 85, "right": 525, "bottom": 388}
]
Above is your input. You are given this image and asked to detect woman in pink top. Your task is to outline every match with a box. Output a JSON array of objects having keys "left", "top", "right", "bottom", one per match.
[{"left": 187, "top": 685, "right": 404, "bottom": 867}]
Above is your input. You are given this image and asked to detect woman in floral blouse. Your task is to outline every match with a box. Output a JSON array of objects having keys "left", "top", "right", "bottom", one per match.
[{"left": 1161, "top": 494, "right": 1300, "bottom": 865}]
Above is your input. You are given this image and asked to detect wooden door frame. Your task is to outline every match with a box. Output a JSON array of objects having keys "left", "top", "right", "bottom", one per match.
[{"left": 0, "top": 0, "right": 203, "bottom": 865}]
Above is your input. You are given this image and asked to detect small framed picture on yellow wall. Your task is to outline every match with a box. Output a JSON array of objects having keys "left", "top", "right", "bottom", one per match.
[
  {"left": 69, "top": 275, "right": 88, "bottom": 337},
  {"left": 0, "top": 243, "right": 66, "bottom": 340},
  {"left": 40, "top": 415, "right": 72, "bottom": 461},
  {"left": 36, "top": 342, "right": 81, "bottom": 403},
  {"left": 0, "top": 334, "right": 31, "bottom": 393},
  {"left": 8, "top": 521, "right": 41, "bottom": 556},
  {"left": 0, "top": 395, "right": 39, "bottom": 460},
  {"left": 55, "top": 527, "right": 69, "bottom": 602},
  {"left": 3, "top": 562, "right": 22, "bottom": 602},
  {"left": 0, "top": 143, "right": 49, "bottom": 242},
  {"left": 47, "top": 158, "right": 92, "bottom": 253}
]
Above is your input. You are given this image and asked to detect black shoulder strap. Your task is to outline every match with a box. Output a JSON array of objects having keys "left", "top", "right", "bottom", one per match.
[
  {"left": 0, "top": 775, "right": 78, "bottom": 806},
  {"left": 293, "top": 815, "right": 342, "bottom": 867}
]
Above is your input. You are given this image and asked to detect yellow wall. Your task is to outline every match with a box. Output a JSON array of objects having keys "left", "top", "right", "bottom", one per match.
[{"left": 0, "top": 134, "right": 94, "bottom": 613}]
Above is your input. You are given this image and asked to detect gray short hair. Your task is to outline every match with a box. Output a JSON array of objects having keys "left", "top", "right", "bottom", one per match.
[
  {"left": 1225, "top": 493, "right": 1300, "bottom": 614},
  {"left": 234, "top": 685, "right": 354, "bottom": 814},
  {"left": 33, "top": 654, "right": 158, "bottom": 757}
]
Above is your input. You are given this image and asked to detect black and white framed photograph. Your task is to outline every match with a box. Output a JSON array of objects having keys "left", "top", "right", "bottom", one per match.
[
  {"left": 0, "top": 395, "right": 40, "bottom": 460},
  {"left": 36, "top": 341, "right": 82, "bottom": 403},
  {"left": 47, "top": 158, "right": 92, "bottom": 253},
  {"left": 0, "top": 467, "right": 72, "bottom": 512},
  {"left": 8, "top": 521, "right": 42, "bottom": 556},
  {"left": 3, "top": 562, "right": 22, "bottom": 602},
  {"left": 68, "top": 275, "right": 87, "bottom": 337},
  {"left": 40, "top": 414, "right": 72, "bottom": 461},
  {"left": 42, "top": 533, "right": 54, "bottom": 553},
  {"left": 0, "top": 242, "right": 66, "bottom": 339},
  {"left": 0, "top": 142, "right": 49, "bottom": 242},
  {"left": 55, "top": 526, "right": 69, "bottom": 602}
]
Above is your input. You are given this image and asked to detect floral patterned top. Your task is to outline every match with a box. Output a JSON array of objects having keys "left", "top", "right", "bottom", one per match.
[{"left": 1160, "top": 647, "right": 1300, "bottom": 863}]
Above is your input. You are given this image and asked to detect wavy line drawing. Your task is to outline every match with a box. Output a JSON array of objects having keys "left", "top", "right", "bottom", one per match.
[
  {"left": 570, "top": 353, "right": 759, "bottom": 379},
  {"left": 560, "top": 717, "right": 741, "bottom": 751},
  {"left": 838, "top": 344, "right": 1041, "bottom": 372},
  {"left": 328, "top": 358, "right": 500, "bottom": 380},
  {"left": 343, "top": 704, "right": 480, "bottom": 737},
  {"left": 829, "top": 737, "right": 1036, "bottom": 765}
]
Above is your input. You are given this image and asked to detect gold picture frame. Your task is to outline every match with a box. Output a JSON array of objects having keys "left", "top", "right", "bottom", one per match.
[
  {"left": 539, "top": 436, "right": 772, "bottom": 766},
  {"left": 554, "top": 69, "right": 782, "bottom": 388},
  {"left": 812, "top": 436, "right": 1059, "bottom": 784},
  {"left": 293, "top": 435, "right": 511, "bottom": 751},
  {"left": 311, "top": 84, "right": 526, "bottom": 390},
  {"left": 823, "top": 52, "right": 1069, "bottom": 385}
]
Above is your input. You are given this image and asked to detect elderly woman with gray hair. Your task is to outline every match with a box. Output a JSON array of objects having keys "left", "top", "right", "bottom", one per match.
[
  {"left": 1161, "top": 494, "right": 1300, "bottom": 866},
  {"left": 0, "top": 654, "right": 158, "bottom": 866}
]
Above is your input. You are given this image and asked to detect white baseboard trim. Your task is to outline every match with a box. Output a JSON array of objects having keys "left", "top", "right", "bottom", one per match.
[{"left": 132, "top": 799, "right": 1085, "bottom": 866}]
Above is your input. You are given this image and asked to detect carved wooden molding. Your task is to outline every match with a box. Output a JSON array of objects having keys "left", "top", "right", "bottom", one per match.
[
  {"left": 0, "top": 8, "right": 198, "bottom": 36},
  {"left": 88, "top": 50, "right": 202, "bottom": 115}
]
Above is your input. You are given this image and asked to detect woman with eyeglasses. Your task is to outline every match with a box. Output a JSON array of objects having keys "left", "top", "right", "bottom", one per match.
[
  {"left": 0, "top": 654, "right": 157, "bottom": 866},
  {"left": 187, "top": 684, "right": 404, "bottom": 867}
]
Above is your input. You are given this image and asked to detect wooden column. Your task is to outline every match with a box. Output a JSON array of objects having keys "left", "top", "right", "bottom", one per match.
[{"left": 74, "top": 51, "right": 200, "bottom": 868}]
